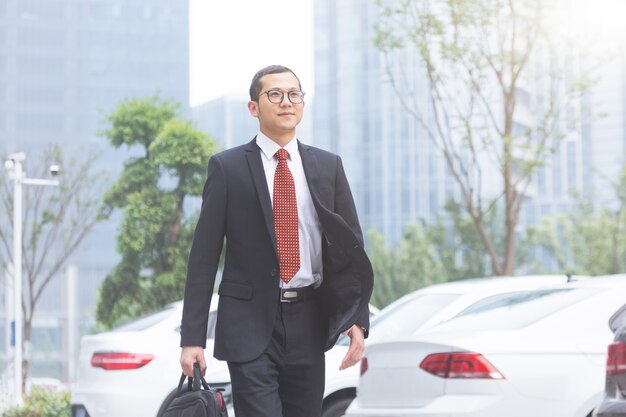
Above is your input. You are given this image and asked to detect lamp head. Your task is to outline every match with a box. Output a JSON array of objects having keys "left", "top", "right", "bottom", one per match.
[{"left": 49, "top": 164, "right": 60, "bottom": 177}]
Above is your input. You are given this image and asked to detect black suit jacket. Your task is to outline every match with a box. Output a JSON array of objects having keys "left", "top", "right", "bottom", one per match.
[{"left": 180, "top": 139, "right": 374, "bottom": 363}]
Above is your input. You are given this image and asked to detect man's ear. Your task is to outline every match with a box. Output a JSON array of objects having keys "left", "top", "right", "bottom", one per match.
[{"left": 248, "top": 100, "right": 259, "bottom": 118}]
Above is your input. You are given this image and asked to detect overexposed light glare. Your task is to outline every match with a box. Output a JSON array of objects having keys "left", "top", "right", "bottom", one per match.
[
  {"left": 189, "top": 0, "right": 314, "bottom": 106},
  {"left": 550, "top": 0, "right": 626, "bottom": 49}
]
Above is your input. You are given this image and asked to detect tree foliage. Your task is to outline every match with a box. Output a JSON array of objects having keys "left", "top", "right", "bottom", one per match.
[
  {"left": 368, "top": 224, "right": 449, "bottom": 308},
  {"left": 0, "top": 145, "right": 105, "bottom": 391},
  {"left": 368, "top": 200, "right": 502, "bottom": 307},
  {"left": 96, "top": 96, "right": 220, "bottom": 328},
  {"left": 374, "top": 0, "right": 600, "bottom": 275},
  {"left": 2, "top": 387, "right": 70, "bottom": 417},
  {"left": 525, "top": 164, "right": 626, "bottom": 275}
]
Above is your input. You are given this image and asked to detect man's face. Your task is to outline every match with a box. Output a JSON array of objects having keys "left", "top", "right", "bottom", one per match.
[{"left": 248, "top": 71, "right": 304, "bottom": 141}]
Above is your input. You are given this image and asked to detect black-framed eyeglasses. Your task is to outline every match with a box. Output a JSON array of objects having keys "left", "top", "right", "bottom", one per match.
[{"left": 260, "top": 89, "right": 306, "bottom": 104}]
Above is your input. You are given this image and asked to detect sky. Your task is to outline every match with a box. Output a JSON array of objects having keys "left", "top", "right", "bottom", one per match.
[
  {"left": 551, "top": 0, "right": 626, "bottom": 46},
  {"left": 187, "top": 0, "right": 626, "bottom": 108},
  {"left": 189, "top": 0, "right": 315, "bottom": 106}
]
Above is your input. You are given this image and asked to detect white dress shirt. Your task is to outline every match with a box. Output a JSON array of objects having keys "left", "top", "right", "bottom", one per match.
[{"left": 256, "top": 133, "right": 323, "bottom": 288}]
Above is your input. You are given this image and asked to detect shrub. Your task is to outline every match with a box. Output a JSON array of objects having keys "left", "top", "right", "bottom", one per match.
[{"left": 2, "top": 387, "right": 70, "bottom": 417}]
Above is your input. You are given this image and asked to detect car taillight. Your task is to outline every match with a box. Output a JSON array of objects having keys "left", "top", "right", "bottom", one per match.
[
  {"left": 607, "top": 342, "right": 626, "bottom": 375},
  {"left": 420, "top": 352, "right": 505, "bottom": 379},
  {"left": 90, "top": 352, "right": 155, "bottom": 370},
  {"left": 360, "top": 357, "right": 368, "bottom": 376}
]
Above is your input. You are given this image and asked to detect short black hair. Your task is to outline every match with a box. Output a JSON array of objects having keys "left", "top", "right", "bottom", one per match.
[{"left": 249, "top": 65, "right": 302, "bottom": 101}]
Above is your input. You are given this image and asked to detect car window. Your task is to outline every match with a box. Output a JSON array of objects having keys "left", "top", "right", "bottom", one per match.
[
  {"left": 337, "top": 293, "right": 460, "bottom": 345},
  {"left": 113, "top": 307, "right": 177, "bottom": 332},
  {"left": 206, "top": 312, "right": 217, "bottom": 339},
  {"left": 173, "top": 312, "right": 217, "bottom": 340},
  {"left": 454, "top": 291, "right": 541, "bottom": 317},
  {"left": 429, "top": 288, "right": 600, "bottom": 332},
  {"left": 609, "top": 304, "right": 626, "bottom": 332}
]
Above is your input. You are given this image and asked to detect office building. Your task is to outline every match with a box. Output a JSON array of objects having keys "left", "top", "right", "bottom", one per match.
[
  {"left": 0, "top": 0, "right": 189, "bottom": 382},
  {"left": 313, "top": 0, "right": 626, "bottom": 255},
  {"left": 314, "top": 0, "right": 456, "bottom": 243},
  {"left": 192, "top": 94, "right": 258, "bottom": 149},
  {"left": 191, "top": 93, "right": 313, "bottom": 150}
]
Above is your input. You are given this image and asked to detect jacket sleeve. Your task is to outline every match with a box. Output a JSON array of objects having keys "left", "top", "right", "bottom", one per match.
[
  {"left": 333, "top": 155, "right": 371, "bottom": 335},
  {"left": 180, "top": 155, "right": 227, "bottom": 347}
]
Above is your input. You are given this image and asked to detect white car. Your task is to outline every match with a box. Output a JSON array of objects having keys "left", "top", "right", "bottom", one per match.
[
  {"left": 320, "top": 274, "right": 582, "bottom": 417},
  {"left": 71, "top": 295, "right": 233, "bottom": 417},
  {"left": 346, "top": 274, "right": 626, "bottom": 417},
  {"left": 70, "top": 295, "right": 377, "bottom": 417},
  {"left": 71, "top": 275, "right": 577, "bottom": 417}
]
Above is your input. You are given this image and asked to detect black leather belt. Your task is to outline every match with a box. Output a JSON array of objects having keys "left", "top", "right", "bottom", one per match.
[{"left": 279, "top": 285, "right": 316, "bottom": 303}]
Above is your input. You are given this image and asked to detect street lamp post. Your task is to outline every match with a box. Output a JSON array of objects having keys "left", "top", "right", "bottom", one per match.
[{"left": 4, "top": 152, "right": 59, "bottom": 405}]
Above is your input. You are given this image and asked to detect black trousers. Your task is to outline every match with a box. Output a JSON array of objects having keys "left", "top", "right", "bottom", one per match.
[{"left": 227, "top": 296, "right": 326, "bottom": 417}]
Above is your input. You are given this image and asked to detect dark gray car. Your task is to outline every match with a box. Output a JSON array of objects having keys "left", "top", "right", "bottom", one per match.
[{"left": 596, "top": 303, "right": 626, "bottom": 417}]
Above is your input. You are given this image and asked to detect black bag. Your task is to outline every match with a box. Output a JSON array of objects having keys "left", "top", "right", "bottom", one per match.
[{"left": 163, "top": 363, "right": 229, "bottom": 417}]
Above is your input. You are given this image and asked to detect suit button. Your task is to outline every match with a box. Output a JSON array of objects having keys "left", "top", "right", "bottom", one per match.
[{"left": 271, "top": 269, "right": 277, "bottom": 277}]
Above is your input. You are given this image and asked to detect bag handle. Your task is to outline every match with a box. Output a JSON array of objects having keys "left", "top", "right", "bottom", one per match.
[{"left": 177, "top": 362, "right": 210, "bottom": 394}]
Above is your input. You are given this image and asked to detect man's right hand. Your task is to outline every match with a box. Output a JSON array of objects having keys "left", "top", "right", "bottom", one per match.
[{"left": 180, "top": 346, "right": 206, "bottom": 377}]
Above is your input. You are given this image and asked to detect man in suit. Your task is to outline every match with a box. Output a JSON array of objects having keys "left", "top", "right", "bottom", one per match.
[{"left": 179, "top": 65, "right": 373, "bottom": 417}]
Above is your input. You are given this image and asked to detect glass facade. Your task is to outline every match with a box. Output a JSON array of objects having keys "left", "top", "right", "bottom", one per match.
[
  {"left": 191, "top": 93, "right": 314, "bottom": 153},
  {"left": 313, "top": 0, "right": 456, "bottom": 243},
  {"left": 522, "top": 48, "right": 626, "bottom": 253},
  {"left": 192, "top": 94, "right": 261, "bottom": 150},
  {"left": 0, "top": 0, "right": 189, "bottom": 382},
  {"left": 314, "top": 0, "right": 625, "bottom": 257}
]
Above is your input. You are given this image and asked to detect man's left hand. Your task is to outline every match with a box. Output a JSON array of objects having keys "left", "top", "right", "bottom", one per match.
[{"left": 339, "top": 324, "right": 365, "bottom": 370}]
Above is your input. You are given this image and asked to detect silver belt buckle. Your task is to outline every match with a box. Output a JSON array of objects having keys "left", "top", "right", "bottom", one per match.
[{"left": 280, "top": 289, "right": 298, "bottom": 303}]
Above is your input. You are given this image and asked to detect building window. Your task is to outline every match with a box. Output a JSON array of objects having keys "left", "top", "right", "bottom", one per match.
[
  {"left": 17, "top": 113, "right": 65, "bottom": 133},
  {"left": 112, "top": 4, "right": 121, "bottom": 18},
  {"left": 17, "top": 55, "right": 66, "bottom": 76},
  {"left": 566, "top": 140, "right": 577, "bottom": 193},
  {"left": 18, "top": 0, "right": 66, "bottom": 20},
  {"left": 17, "top": 85, "right": 66, "bottom": 105},
  {"left": 17, "top": 27, "right": 66, "bottom": 48}
]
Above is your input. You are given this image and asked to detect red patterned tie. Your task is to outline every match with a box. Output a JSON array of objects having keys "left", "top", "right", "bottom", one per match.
[{"left": 273, "top": 148, "right": 300, "bottom": 283}]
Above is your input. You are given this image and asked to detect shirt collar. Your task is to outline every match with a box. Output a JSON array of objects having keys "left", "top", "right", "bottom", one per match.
[{"left": 256, "top": 132, "right": 300, "bottom": 162}]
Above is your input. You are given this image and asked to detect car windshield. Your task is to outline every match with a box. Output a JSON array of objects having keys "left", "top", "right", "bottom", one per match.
[
  {"left": 338, "top": 293, "right": 460, "bottom": 345},
  {"left": 429, "top": 287, "right": 600, "bottom": 332},
  {"left": 113, "top": 306, "right": 177, "bottom": 332}
]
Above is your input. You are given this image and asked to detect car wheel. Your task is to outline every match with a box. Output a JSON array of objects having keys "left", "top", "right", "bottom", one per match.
[{"left": 321, "top": 397, "right": 353, "bottom": 417}]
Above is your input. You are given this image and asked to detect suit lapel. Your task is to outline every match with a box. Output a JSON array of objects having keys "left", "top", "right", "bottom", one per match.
[
  {"left": 244, "top": 139, "right": 277, "bottom": 252},
  {"left": 299, "top": 141, "right": 328, "bottom": 211}
]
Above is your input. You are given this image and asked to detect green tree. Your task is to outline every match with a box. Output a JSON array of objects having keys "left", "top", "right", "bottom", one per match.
[
  {"left": 525, "top": 165, "right": 626, "bottom": 275},
  {"left": 0, "top": 146, "right": 104, "bottom": 393},
  {"left": 434, "top": 200, "right": 527, "bottom": 278},
  {"left": 96, "top": 96, "right": 220, "bottom": 328},
  {"left": 366, "top": 229, "right": 397, "bottom": 308},
  {"left": 368, "top": 200, "right": 502, "bottom": 307},
  {"left": 369, "top": 223, "right": 454, "bottom": 308},
  {"left": 374, "top": 0, "right": 601, "bottom": 275},
  {"left": 2, "top": 387, "right": 70, "bottom": 417}
]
